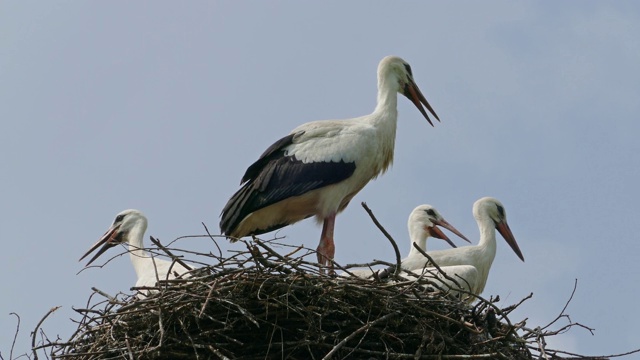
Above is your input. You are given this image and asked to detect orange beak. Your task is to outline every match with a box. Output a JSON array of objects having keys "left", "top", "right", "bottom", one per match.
[
  {"left": 496, "top": 221, "right": 525, "bottom": 262},
  {"left": 79, "top": 224, "right": 122, "bottom": 266},
  {"left": 403, "top": 78, "right": 440, "bottom": 126},
  {"left": 427, "top": 218, "right": 470, "bottom": 248}
]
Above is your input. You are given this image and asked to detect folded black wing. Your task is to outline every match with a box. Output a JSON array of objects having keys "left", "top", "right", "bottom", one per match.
[{"left": 220, "top": 132, "right": 356, "bottom": 236}]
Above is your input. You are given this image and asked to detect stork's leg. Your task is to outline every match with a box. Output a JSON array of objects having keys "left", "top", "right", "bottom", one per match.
[{"left": 317, "top": 213, "right": 336, "bottom": 274}]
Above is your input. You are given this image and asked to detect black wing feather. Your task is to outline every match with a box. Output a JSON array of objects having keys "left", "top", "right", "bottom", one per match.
[
  {"left": 241, "top": 132, "right": 299, "bottom": 183},
  {"left": 220, "top": 135, "right": 356, "bottom": 236}
]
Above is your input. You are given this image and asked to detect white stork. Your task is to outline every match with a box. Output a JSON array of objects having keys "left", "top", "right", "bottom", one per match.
[
  {"left": 400, "top": 204, "right": 470, "bottom": 269},
  {"left": 420, "top": 197, "right": 525, "bottom": 296},
  {"left": 342, "top": 204, "right": 470, "bottom": 278},
  {"left": 220, "top": 56, "right": 440, "bottom": 271},
  {"left": 79, "top": 209, "right": 191, "bottom": 297}
]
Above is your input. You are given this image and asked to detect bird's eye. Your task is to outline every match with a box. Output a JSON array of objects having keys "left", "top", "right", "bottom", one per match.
[
  {"left": 403, "top": 63, "right": 413, "bottom": 77},
  {"left": 496, "top": 205, "right": 505, "bottom": 218},
  {"left": 115, "top": 214, "right": 125, "bottom": 223},
  {"left": 425, "top": 209, "right": 436, "bottom": 217}
]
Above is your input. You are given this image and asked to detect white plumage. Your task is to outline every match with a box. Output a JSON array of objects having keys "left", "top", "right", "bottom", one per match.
[
  {"left": 220, "top": 56, "right": 440, "bottom": 271},
  {"left": 79, "top": 209, "right": 191, "bottom": 297},
  {"left": 342, "top": 204, "right": 468, "bottom": 278},
  {"left": 399, "top": 205, "right": 470, "bottom": 269},
  {"left": 400, "top": 264, "right": 479, "bottom": 300},
  {"left": 421, "top": 197, "right": 525, "bottom": 296}
]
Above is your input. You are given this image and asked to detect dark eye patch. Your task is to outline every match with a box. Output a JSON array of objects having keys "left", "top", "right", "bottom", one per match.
[
  {"left": 403, "top": 63, "right": 413, "bottom": 76},
  {"left": 425, "top": 208, "right": 436, "bottom": 217},
  {"left": 115, "top": 214, "right": 125, "bottom": 223},
  {"left": 496, "top": 205, "right": 505, "bottom": 218}
]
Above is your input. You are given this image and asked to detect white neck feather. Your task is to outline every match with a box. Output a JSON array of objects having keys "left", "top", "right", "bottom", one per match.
[
  {"left": 126, "top": 221, "right": 152, "bottom": 279},
  {"left": 476, "top": 212, "right": 497, "bottom": 260},
  {"left": 407, "top": 223, "right": 428, "bottom": 258},
  {"left": 373, "top": 72, "right": 400, "bottom": 119}
]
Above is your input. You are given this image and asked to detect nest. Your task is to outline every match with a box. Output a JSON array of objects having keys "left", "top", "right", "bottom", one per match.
[
  {"left": 28, "top": 205, "right": 635, "bottom": 360},
  {"left": 29, "top": 232, "right": 630, "bottom": 360}
]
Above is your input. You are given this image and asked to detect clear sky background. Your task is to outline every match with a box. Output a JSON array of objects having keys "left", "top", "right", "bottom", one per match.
[{"left": 2, "top": 1, "right": 639, "bottom": 357}]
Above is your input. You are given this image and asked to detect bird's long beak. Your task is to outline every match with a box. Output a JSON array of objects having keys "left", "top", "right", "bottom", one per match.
[
  {"left": 496, "top": 221, "right": 525, "bottom": 262},
  {"left": 403, "top": 78, "right": 440, "bottom": 127},
  {"left": 426, "top": 225, "right": 456, "bottom": 248},
  {"left": 434, "top": 218, "right": 472, "bottom": 244},
  {"left": 79, "top": 225, "right": 121, "bottom": 266},
  {"left": 431, "top": 218, "right": 472, "bottom": 247}
]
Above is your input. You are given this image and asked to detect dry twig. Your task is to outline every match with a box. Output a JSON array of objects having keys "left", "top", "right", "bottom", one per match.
[{"left": 361, "top": 201, "right": 402, "bottom": 277}]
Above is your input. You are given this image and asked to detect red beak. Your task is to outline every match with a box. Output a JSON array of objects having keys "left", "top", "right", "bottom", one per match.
[
  {"left": 79, "top": 224, "right": 121, "bottom": 266},
  {"left": 403, "top": 78, "right": 440, "bottom": 126},
  {"left": 426, "top": 225, "right": 456, "bottom": 248},
  {"left": 496, "top": 221, "right": 525, "bottom": 262},
  {"left": 433, "top": 218, "right": 471, "bottom": 244}
]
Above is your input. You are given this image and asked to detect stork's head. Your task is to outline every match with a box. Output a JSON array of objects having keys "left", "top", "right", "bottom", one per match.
[
  {"left": 473, "top": 197, "right": 525, "bottom": 262},
  {"left": 79, "top": 209, "right": 147, "bottom": 266},
  {"left": 378, "top": 55, "right": 440, "bottom": 126},
  {"left": 408, "top": 204, "right": 470, "bottom": 248}
]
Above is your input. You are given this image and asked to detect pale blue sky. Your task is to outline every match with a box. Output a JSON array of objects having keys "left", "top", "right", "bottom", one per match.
[{"left": 2, "top": 1, "right": 639, "bottom": 356}]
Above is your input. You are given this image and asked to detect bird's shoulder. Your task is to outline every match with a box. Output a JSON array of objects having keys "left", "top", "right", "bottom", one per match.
[
  {"left": 286, "top": 119, "right": 376, "bottom": 163},
  {"left": 240, "top": 118, "right": 371, "bottom": 183},
  {"left": 291, "top": 118, "right": 374, "bottom": 141}
]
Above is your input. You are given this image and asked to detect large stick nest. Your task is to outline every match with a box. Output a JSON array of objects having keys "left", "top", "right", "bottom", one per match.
[{"left": 34, "top": 231, "right": 626, "bottom": 360}]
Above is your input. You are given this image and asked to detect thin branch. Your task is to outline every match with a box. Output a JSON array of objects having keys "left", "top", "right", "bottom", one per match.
[
  {"left": 361, "top": 202, "right": 402, "bottom": 277},
  {"left": 540, "top": 278, "right": 578, "bottom": 332},
  {"left": 322, "top": 311, "right": 398, "bottom": 360},
  {"left": 149, "top": 236, "right": 193, "bottom": 271},
  {"left": 501, "top": 292, "right": 533, "bottom": 316},
  {"left": 90, "top": 287, "right": 119, "bottom": 303},
  {"left": 251, "top": 238, "right": 302, "bottom": 274},
  {"left": 208, "top": 345, "right": 230, "bottom": 360},
  {"left": 31, "top": 306, "right": 60, "bottom": 360},
  {"left": 342, "top": 260, "right": 393, "bottom": 269},
  {"left": 9, "top": 312, "right": 20, "bottom": 360},
  {"left": 247, "top": 243, "right": 292, "bottom": 275},
  {"left": 411, "top": 242, "right": 463, "bottom": 290},
  {"left": 201, "top": 222, "right": 223, "bottom": 259}
]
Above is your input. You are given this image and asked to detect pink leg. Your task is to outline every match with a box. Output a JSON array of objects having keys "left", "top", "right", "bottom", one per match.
[{"left": 317, "top": 213, "right": 336, "bottom": 273}]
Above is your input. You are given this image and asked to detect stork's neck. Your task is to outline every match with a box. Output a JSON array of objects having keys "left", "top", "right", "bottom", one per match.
[
  {"left": 373, "top": 74, "right": 400, "bottom": 122},
  {"left": 362, "top": 73, "right": 399, "bottom": 174},
  {"left": 407, "top": 224, "right": 428, "bottom": 258},
  {"left": 476, "top": 215, "right": 497, "bottom": 265},
  {"left": 126, "top": 221, "right": 151, "bottom": 279}
]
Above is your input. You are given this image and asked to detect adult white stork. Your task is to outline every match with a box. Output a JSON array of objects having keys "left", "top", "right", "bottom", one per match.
[
  {"left": 79, "top": 209, "right": 191, "bottom": 297},
  {"left": 220, "top": 56, "right": 440, "bottom": 271},
  {"left": 342, "top": 204, "right": 470, "bottom": 278},
  {"left": 421, "top": 197, "right": 525, "bottom": 296}
]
